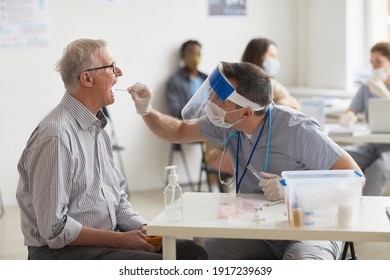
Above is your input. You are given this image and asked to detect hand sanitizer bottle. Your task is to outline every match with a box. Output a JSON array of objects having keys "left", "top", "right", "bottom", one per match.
[{"left": 164, "top": 165, "right": 183, "bottom": 223}]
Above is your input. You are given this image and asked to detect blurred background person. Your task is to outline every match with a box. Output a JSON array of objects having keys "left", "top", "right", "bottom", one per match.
[
  {"left": 165, "top": 40, "right": 207, "bottom": 119},
  {"left": 165, "top": 40, "right": 233, "bottom": 191},
  {"left": 241, "top": 37, "right": 300, "bottom": 110},
  {"left": 339, "top": 41, "right": 390, "bottom": 196}
]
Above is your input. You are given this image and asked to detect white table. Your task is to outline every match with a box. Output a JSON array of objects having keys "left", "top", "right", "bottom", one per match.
[
  {"left": 147, "top": 192, "right": 390, "bottom": 259},
  {"left": 325, "top": 123, "right": 390, "bottom": 144}
]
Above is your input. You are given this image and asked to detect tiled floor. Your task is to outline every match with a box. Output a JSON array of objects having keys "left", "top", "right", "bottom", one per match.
[{"left": 1, "top": 189, "right": 390, "bottom": 260}]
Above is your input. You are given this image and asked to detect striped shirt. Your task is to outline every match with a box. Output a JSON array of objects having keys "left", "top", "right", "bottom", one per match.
[{"left": 16, "top": 92, "right": 147, "bottom": 249}]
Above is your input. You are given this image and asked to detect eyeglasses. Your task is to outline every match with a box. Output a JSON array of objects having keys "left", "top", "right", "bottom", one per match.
[{"left": 85, "top": 62, "right": 116, "bottom": 74}]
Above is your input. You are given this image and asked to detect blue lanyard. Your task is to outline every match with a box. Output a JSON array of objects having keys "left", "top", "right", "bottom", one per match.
[{"left": 235, "top": 107, "right": 272, "bottom": 193}]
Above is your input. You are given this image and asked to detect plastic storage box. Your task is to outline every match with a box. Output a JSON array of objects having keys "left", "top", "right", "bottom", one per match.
[{"left": 281, "top": 170, "right": 365, "bottom": 228}]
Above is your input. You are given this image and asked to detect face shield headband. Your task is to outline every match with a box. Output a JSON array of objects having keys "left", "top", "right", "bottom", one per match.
[{"left": 181, "top": 63, "right": 264, "bottom": 124}]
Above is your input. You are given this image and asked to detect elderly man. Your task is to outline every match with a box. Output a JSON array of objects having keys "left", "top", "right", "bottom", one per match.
[{"left": 16, "top": 38, "right": 207, "bottom": 260}]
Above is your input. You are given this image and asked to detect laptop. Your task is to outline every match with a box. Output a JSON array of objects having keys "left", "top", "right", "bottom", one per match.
[{"left": 368, "top": 99, "right": 390, "bottom": 133}]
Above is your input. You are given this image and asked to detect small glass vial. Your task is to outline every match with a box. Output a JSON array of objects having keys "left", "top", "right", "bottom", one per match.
[{"left": 251, "top": 206, "right": 265, "bottom": 225}]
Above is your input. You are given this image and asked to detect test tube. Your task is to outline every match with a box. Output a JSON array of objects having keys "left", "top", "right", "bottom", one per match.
[
  {"left": 247, "top": 165, "right": 262, "bottom": 181},
  {"left": 291, "top": 203, "right": 303, "bottom": 228}
]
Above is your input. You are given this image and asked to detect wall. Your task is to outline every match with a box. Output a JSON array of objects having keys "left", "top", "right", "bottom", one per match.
[{"left": 0, "top": 0, "right": 365, "bottom": 206}]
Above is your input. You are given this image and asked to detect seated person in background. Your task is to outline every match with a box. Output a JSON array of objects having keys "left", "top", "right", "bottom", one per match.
[
  {"left": 165, "top": 39, "right": 208, "bottom": 119},
  {"left": 166, "top": 40, "right": 233, "bottom": 184},
  {"left": 339, "top": 41, "right": 390, "bottom": 196},
  {"left": 16, "top": 38, "right": 207, "bottom": 260},
  {"left": 241, "top": 37, "right": 300, "bottom": 110},
  {"left": 128, "top": 61, "right": 362, "bottom": 259}
]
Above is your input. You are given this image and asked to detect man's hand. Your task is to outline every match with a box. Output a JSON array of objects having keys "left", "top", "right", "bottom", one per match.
[
  {"left": 368, "top": 79, "right": 390, "bottom": 99},
  {"left": 138, "top": 224, "right": 147, "bottom": 234},
  {"left": 258, "top": 172, "right": 284, "bottom": 201},
  {"left": 127, "top": 82, "right": 153, "bottom": 116},
  {"left": 119, "top": 230, "right": 160, "bottom": 252}
]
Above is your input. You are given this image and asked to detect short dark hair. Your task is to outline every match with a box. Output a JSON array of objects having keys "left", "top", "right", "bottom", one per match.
[
  {"left": 241, "top": 38, "right": 276, "bottom": 69},
  {"left": 221, "top": 61, "right": 272, "bottom": 110},
  {"left": 371, "top": 42, "right": 390, "bottom": 60},
  {"left": 180, "top": 40, "right": 202, "bottom": 57}
]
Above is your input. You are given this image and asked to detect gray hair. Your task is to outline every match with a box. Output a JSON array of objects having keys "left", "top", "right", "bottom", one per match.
[
  {"left": 221, "top": 61, "right": 272, "bottom": 110},
  {"left": 55, "top": 38, "right": 107, "bottom": 93}
]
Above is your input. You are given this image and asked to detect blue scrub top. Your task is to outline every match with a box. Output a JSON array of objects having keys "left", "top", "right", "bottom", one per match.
[
  {"left": 349, "top": 84, "right": 383, "bottom": 122},
  {"left": 198, "top": 104, "right": 343, "bottom": 193}
]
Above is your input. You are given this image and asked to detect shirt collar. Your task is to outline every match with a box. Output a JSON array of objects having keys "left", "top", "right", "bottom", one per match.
[{"left": 61, "top": 92, "right": 107, "bottom": 129}]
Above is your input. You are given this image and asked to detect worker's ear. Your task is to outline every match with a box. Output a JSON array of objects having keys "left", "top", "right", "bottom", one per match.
[
  {"left": 242, "top": 107, "right": 254, "bottom": 120},
  {"left": 79, "top": 71, "right": 94, "bottom": 88}
]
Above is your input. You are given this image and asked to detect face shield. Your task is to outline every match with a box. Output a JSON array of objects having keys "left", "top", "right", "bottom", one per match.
[{"left": 181, "top": 62, "right": 264, "bottom": 124}]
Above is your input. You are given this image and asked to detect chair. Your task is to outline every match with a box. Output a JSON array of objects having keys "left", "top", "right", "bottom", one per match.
[
  {"left": 197, "top": 143, "right": 232, "bottom": 192},
  {"left": 167, "top": 142, "right": 231, "bottom": 192},
  {"left": 341, "top": 241, "right": 357, "bottom": 260},
  {"left": 167, "top": 143, "right": 197, "bottom": 191}
]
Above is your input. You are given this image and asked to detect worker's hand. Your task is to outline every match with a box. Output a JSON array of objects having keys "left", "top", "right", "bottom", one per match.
[
  {"left": 127, "top": 82, "right": 153, "bottom": 116},
  {"left": 368, "top": 79, "right": 390, "bottom": 99},
  {"left": 119, "top": 230, "right": 159, "bottom": 252},
  {"left": 258, "top": 172, "right": 284, "bottom": 201},
  {"left": 339, "top": 111, "right": 357, "bottom": 128}
]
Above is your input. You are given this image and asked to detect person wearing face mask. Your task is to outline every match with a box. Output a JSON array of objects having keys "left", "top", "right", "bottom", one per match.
[
  {"left": 339, "top": 42, "right": 390, "bottom": 196},
  {"left": 241, "top": 37, "right": 300, "bottom": 110},
  {"left": 165, "top": 40, "right": 208, "bottom": 119},
  {"left": 127, "top": 61, "right": 362, "bottom": 260},
  {"left": 165, "top": 40, "right": 234, "bottom": 189}
]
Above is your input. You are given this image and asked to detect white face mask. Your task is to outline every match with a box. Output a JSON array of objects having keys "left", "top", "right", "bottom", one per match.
[
  {"left": 262, "top": 59, "right": 281, "bottom": 77},
  {"left": 372, "top": 67, "right": 389, "bottom": 82},
  {"left": 205, "top": 101, "right": 242, "bottom": 128}
]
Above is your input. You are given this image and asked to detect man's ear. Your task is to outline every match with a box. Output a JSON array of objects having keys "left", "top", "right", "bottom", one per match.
[
  {"left": 242, "top": 107, "right": 254, "bottom": 120},
  {"left": 79, "top": 72, "right": 94, "bottom": 88}
]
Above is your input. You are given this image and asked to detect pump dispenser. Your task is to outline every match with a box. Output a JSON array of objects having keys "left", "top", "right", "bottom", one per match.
[{"left": 164, "top": 165, "right": 183, "bottom": 223}]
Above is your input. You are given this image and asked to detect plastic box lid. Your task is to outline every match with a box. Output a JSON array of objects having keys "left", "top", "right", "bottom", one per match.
[{"left": 280, "top": 169, "right": 365, "bottom": 185}]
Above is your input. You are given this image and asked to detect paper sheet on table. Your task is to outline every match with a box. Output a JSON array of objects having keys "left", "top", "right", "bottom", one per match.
[{"left": 326, "top": 123, "right": 370, "bottom": 137}]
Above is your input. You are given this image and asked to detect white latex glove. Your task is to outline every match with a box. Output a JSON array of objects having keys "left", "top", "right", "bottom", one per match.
[
  {"left": 258, "top": 172, "right": 284, "bottom": 201},
  {"left": 127, "top": 82, "right": 153, "bottom": 116},
  {"left": 339, "top": 111, "right": 357, "bottom": 128},
  {"left": 368, "top": 79, "right": 390, "bottom": 99}
]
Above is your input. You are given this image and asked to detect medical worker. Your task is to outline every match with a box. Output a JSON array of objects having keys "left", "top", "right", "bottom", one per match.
[
  {"left": 128, "top": 61, "right": 362, "bottom": 260},
  {"left": 339, "top": 41, "right": 390, "bottom": 196},
  {"left": 165, "top": 40, "right": 234, "bottom": 186}
]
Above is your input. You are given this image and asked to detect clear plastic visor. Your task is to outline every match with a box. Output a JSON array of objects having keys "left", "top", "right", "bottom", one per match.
[{"left": 181, "top": 63, "right": 263, "bottom": 124}]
